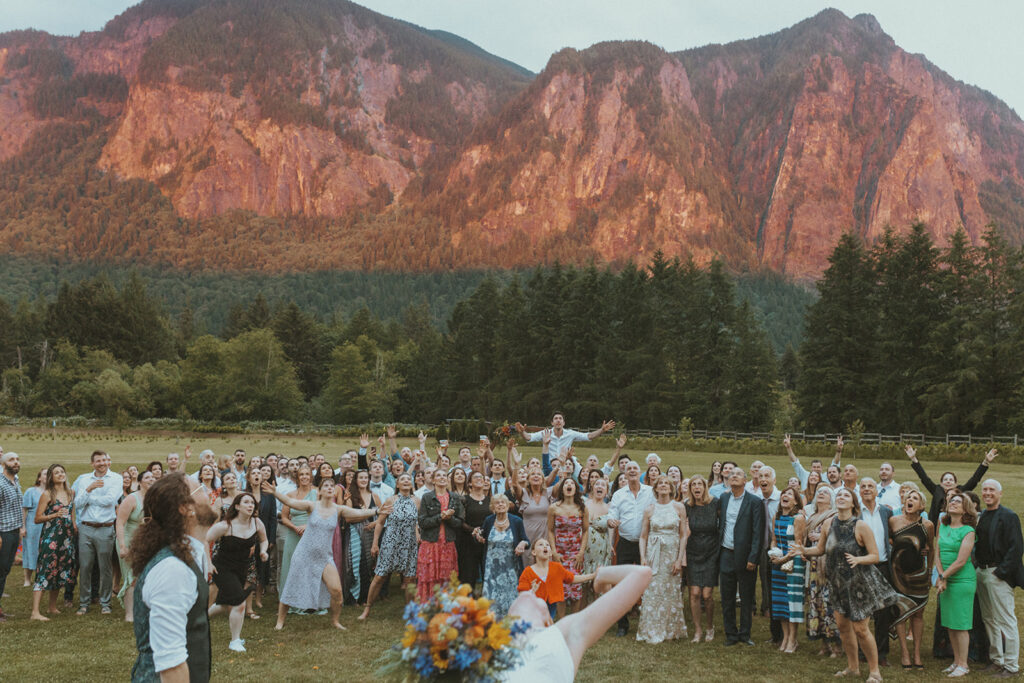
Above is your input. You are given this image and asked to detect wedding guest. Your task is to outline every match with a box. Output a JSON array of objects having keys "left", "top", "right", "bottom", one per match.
[
  {"left": 458, "top": 471, "right": 491, "bottom": 589},
  {"left": 30, "top": 463, "right": 76, "bottom": 621},
  {"left": 798, "top": 488, "right": 897, "bottom": 682},
  {"left": 129, "top": 474, "right": 211, "bottom": 682},
  {"left": 519, "top": 468, "right": 551, "bottom": 565},
  {"left": 358, "top": 473, "right": 420, "bottom": 620},
  {"left": 859, "top": 478, "right": 894, "bottom": 666},
  {"left": 769, "top": 486, "right": 806, "bottom": 653},
  {"left": 250, "top": 467, "right": 277, "bottom": 613},
  {"left": 637, "top": 475, "right": 688, "bottom": 643},
  {"left": 115, "top": 470, "right": 156, "bottom": 622},
  {"left": 708, "top": 462, "right": 735, "bottom": 498},
  {"left": 547, "top": 476, "right": 588, "bottom": 617},
  {"left": 477, "top": 494, "right": 529, "bottom": 619},
  {"left": 804, "top": 486, "right": 840, "bottom": 657},
  {"left": 263, "top": 477, "right": 385, "bottom": 631},
  {"left": 717, "top": 468, "right": 763, "bottom": 647},
  {"left": 217, "top": 472, "right": 240, "bottom": 518},
  {"left": 73, "top": 450, "right": 122, "bottom": 615},
  {"left": 517, "top": 538, "right": 595, "bottom": 619},
  {"left": 583, "top": 478, "right": 611, "bottom": 606},
  {"left": 22, "top": 468, "right": 47, "bottom": 587},
  {"left": 279, "top": 465, "right": 315, "bottom": 591},
  {"left": 206, "top": 492, "right": 268, "bottom": 652},
  {"left": 975, "top": 479, "right": 1024, "bottom": 678},
  {"left": 608, "top": 460, "right": 654, "bottom": 637},
  {"left": 344, "top": 469, "right": 382, "bottom": 605},
  {"left": 936, "top": 490, "right": 978, "bottom": 678},
  {"left": 416, "top": 469, "right": 463, "bottom": 601},
  {"left": 684, "top": 475, "right": 719, "bottom": 642},
  {"left": 889, "top": 489, "right": 934, "bottom": 669},
  {"left": 756, "top": 465, "right": 782, "bottom": 643},
  {"left": 709, "top": 461, "right": 724, "bottom": 487}
]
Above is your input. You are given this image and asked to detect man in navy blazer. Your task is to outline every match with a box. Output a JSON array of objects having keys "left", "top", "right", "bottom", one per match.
[
  {"left": 718, "top": 468, "right": 764, "bottom": 646},
  {"left": 859, "top": 478, "right": 894, "bottom": 665}
]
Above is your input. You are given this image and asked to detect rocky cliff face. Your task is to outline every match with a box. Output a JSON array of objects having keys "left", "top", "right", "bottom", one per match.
[{"left": 1, "top": 3, "right": 1022, "bottom": 276}]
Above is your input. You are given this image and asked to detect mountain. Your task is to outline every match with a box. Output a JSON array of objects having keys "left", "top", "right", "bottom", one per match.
[{"left": 0, "top": 4, "right": 1022, "bottom": 276}]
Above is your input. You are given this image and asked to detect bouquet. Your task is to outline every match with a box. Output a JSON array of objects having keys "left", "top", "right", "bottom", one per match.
[
  {"left": 377, "top": 576, "right": 531, "bottom": 681},
  {"left": 494, "top": 422, "right": 515, "bottom": 445}
]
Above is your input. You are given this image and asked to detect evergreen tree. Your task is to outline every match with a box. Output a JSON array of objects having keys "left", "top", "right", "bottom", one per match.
[{"left": 798, "top": 233, "right": 878, "bottom": 431}]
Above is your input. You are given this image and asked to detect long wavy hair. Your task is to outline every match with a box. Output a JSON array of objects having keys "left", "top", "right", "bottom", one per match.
[
  {"left": 553, "top": 476, "right": 584, "bottom": 514},
  {"left": 129, "top": 473, "right": 195, "bottom": 576},
  {"left": 43, "top": 464, "right": 74, "bottom": 502}
]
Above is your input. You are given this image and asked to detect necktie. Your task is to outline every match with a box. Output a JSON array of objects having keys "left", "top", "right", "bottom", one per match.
[{"left": 493, "top": 481, "right": 499, "bottom": 494}]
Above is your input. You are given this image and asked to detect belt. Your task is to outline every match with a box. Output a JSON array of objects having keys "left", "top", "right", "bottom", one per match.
[{"left": 82, "top": 521, "right": 115, "bottom": 528}]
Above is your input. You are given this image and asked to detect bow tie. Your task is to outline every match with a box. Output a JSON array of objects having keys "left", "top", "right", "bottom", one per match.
[{"left": 370, "top": 482, "right": 381, "bottom": 488}]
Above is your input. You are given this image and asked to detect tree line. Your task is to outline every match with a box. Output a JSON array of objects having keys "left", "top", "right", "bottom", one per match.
[{"left": 0, "top": 258, "right": 778, "bottom": 430}]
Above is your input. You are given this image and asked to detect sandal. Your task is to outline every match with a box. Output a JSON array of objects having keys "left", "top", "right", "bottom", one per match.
[
  {"left": 705, "top": 628, "right": 714, "bottom": 642},
  {"left": 834, "top": 670, "right": 858, "bottom": 678},
  {"left": 866, "top": 675, "right": 883, "bottom": 683},
  {"left": 247, "top": 612, "right": 261, "bottom": 620}
]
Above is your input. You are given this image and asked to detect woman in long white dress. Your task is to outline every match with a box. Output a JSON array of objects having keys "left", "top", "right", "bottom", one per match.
[{"left": 636, "top": 475, "right": 688, "bottom": 643}]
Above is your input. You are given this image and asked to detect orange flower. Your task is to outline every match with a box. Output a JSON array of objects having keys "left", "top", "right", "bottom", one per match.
[
  {"left": 401, "top": 625, "right": 418, "bottom": 648},
  {"left": 456, "top": 584, "right": 473, "bottom": 597},
  {"left": 428, "top": 613, "right": 450, "bottom": 643},
  {"left": 464, "top": 623, "right": 486, "bottom": 645}
]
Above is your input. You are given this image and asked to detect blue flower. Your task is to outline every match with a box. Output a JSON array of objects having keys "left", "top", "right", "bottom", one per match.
[
  {"left": 413, "top": 652, "right": 436, "bottom": 677},
  {"left": 453, "top": 646, "right": 481, "bottom": 670},
  {"left": 403, "top": 602, "right": 421, "bottom": 621},
  {"left": 509, "top": 619, "right": 531, "bottom": 636},
  {"left": 412, "top": 616, "right": 429, "bottom": 632}
]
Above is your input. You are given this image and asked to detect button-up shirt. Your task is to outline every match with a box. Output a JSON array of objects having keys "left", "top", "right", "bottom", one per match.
[
  {"left": 608, "top": 483, "right": 654, "bottom": 542},
  {"left": 756, "top": 486, "right": 780, "bottom": 544},
  {"left": 708, "top": 481, "right": 729, "bottom": 499},
  {"left": 72, "top": 470, "right": 123, "bottom": 524},
  {"left": 723, "top": 492, "right": 744, "bottom": 550},
  {"left": 527, "top": 428, "right": 590, "bottom": 460},
  {"left": 876, "top": 481, "right": 901, "bottom": 511},
  {"left": 489, "top": 478, "right": 507, "bottom": 497},
  {"left": 142, "top": 536, "right": 208, "bottom": 674},
  {"left": 0, "top": 473, "right": 23, "bottom": 532},
  {"left": 860, "top": 502, "right": 889, "bottom": 562}
]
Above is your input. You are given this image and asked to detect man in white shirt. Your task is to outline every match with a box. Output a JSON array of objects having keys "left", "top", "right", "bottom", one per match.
[
  {"left": 517, "top": 412, "right": 615, "bottom": 475},
  {"left": 368, "top": 460, "right": 395, "bottom": 500},
  {"left": 825, "top": 464, "right": 843, "bottom": 491},
  {"left": 784, "top": 434, "right": 842, "bottom": 488},
  {"left": 72, "top": 450, "right": 123, "bottom": 615},
  {"left": 414, "top": 465, "right": 437, "bottom": 501},
  {"left": 859, "top": 478, "right": 893, "bottom": 666},
  {"left": 876, "top": 463, "right": 901, "bottom": 510},
  {"left": 745, "top": 461, "right": 764, "bottom": 493},
  {"left": 755, "top": 465, "right": 781, "bottom": 642},
  {"left": 607, "top": 460, "right": 654, "bottom": 636}
]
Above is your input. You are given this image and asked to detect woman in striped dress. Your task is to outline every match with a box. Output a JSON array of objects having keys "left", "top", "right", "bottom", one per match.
[{"left": 770, "top": 486, "right": 806, "bottom": 653}]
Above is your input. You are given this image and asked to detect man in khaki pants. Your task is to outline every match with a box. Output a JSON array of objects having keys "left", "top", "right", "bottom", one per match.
[{"left": 975, "top": 479, "right": 1024, "bottom": 679}]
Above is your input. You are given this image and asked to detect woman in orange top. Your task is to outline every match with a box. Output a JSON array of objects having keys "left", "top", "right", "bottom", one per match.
[{"left": 518, "top": 538, "right": 595, "bottom": 619}]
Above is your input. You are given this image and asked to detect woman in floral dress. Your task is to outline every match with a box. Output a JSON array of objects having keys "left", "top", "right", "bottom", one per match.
[
  {"left": 417, "top": 469, "right": 464, "bottom": 602},
  {"left": 478, "top": 494, "right": 530, "bottom": 618},
  {"left": 30, "top": 464, "right": 77, "bottom": 621},
  {"left": 358, "top": 473, "right": 419, "bottom": 620},
  {"left": 803, "top": 486, "right": 840, "bottom": 656},
  {"left": 547, "top": 477, "right": 588, "bottom": 617}
]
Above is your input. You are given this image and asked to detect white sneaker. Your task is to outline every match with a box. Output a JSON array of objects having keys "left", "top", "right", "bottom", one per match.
[{"left": 228, "top": 639, "right": 246, "bottom": 652}]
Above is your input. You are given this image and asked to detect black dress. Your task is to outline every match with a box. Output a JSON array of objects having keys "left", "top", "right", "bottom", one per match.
[
  {"left": 213, "top": 529, "right": 258, "bottom": 606},
  {"left": 684, "top": 501, "right": 721, "bottom": 588},
  {"left": 458, "top": 493, "right": 491, "bottom": 586}
]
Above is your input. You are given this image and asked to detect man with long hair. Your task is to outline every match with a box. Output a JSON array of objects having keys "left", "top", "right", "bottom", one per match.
[{"left": 130, "top": 473, "right": 212, "bottom": 683}]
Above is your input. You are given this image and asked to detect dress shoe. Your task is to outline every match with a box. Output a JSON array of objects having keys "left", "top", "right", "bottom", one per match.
[
  {"left": 723, "top": 640, "right": 739, "bottom": 647},
  {"left": 994, "top": 669, "right": 1018, "bottom": 679},
  {"left": 741, "top": 639, "right": 756, "bottom": 646},
  {"left": 985, "top": 664, "right": 1004, "bottom": 673}
]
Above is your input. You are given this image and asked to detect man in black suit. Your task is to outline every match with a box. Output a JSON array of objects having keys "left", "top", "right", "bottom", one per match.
[
  {"left": 859, "top": 478, "right": 894, "bottom": 666},
  {"left": 718, "top": 468, "right": 764, "bottom": 646},
  {"left": 976, "top": 479, "right": 1024, "bottom": 678}
]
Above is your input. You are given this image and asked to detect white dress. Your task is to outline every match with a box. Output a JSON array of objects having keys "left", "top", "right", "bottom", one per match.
[{"left": 503, "top": 625, "right": 575, "bottom": 682}]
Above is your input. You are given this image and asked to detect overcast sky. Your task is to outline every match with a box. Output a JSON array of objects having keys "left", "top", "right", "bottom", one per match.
[{"left": 2, "top": 0, "right": 1020, "bottom": 115}]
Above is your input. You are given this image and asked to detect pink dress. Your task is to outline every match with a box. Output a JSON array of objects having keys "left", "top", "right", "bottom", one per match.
[
  {"left": 416, "top": 491, "right": 458, "bottom": 602},
  {"left": 553, "top": 515, "right": 583, "bottom": 601}
]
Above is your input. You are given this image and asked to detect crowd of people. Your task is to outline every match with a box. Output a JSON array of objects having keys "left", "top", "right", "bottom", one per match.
[{"left": 0, "top": 413, "right": 1023, "bottom": 682}]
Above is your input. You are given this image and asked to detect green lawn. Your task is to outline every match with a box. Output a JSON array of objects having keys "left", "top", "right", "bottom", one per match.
[{"left": 2, "top": 429, "right": 1022, "bottom": 682}]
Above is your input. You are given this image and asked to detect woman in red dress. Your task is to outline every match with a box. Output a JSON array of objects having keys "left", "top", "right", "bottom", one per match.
[
  {"left": 547, "top": 476, "right": 588, "bottom": 617},
  {"left": 416, "top": 469, "right": 464, "bottom": 601}
]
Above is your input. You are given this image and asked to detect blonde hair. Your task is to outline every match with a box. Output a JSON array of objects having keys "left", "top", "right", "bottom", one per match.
[
  {"left": 652, "top": 474, "right": 676, "bottom": 498},
  {"left": 489, "top": 493, "right": 511, "bottom": 512}
]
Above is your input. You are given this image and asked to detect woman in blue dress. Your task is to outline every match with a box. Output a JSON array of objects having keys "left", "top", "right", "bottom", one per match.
[
  {"left": 21, "top": 468, "right": 47, "bottom": 586},
  {"left": 769, "top": 486, "right": 806, "bottom": 653},
  {"left": 477, "top": 494, "right": 530, "bottom": 618},
  {"left": 263, "top": 476, "right": 387, "bottom": 631}
]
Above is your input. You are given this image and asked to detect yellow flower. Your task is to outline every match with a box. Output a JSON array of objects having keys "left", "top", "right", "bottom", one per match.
[
  {"left": 487, "top": 623, "right": 511, "bottom": 650},
  {"left": 433, "top": 651, "right": 449, "bottom": 671},
  {"left": 401, "top": 625, "right": 418, "bottom": 648},
  {"left": 456, "top": 584, "right": 473, "bottom": 597},
  {"left": 476, "top": 597, "right": 491, "bottom": 610}
]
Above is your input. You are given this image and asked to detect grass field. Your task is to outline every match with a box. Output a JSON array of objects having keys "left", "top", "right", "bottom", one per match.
[{"left": 2, "top": 429, "right": 1022, "bottom": 682}]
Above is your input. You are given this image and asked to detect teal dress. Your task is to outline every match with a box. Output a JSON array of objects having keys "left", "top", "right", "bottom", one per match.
[
  {"left": 21, "top": 487, "right": 44, "bottom": 571},
  {"left": 938, "top": 523, "right": 975, "bottom": 630},
  {"left": 279, "top": 489, "right": 317, "bottom": 589}
]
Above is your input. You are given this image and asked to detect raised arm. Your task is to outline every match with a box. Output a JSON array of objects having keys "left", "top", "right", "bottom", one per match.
[
  {"left": 904, "top": 445, "right": 938, "bottom": 492},
  {"left": 604, "top": 433, "right": 627, "bottom": 474},
  {"left": 832, "top": 435, "right": 843, "bottom": 466},
  {"left": 262, "top": 482, "right": 314, "bottom": 513},
  {"left": 586, "top": 419, "right": 616, "bottom": 441},
  {"left": 556, "top": 565, "right": 653, "bottom": 672},
  {"left": 963, "top": 449, "right": 997, "bottom": 491}
]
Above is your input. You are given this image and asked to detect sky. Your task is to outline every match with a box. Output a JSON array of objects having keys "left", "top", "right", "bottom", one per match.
[{"left": 1, "top": 0, "right": 1020, "bottom": 115}]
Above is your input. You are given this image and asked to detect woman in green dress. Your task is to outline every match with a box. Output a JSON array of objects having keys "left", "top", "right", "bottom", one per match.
[
  {"left": 935, "top": 489, "right": 977, "bottom": 678},
  {"left": 279, "top": 464, "right": 316, "bottom": 592},
  {"left": 117, "top": 469, "right": 156, "bottom": 622}
]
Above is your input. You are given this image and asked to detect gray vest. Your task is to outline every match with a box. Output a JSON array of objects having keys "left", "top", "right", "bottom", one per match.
[{"left": 131, "top": 545, "right": 211, "bottom": 683}]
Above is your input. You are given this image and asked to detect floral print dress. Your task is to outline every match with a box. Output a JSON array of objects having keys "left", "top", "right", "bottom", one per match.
[
  {"left": 553, "top": 514, "right": 583, "bottom": 601},
  {"left": 33, "top": 498, "right": 77, "bottom": 591},
  {"left": 636, "top": 502, "right": 687, "bottom": 643}
]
